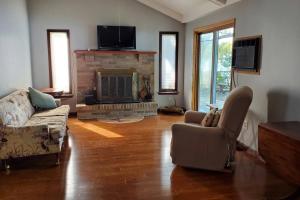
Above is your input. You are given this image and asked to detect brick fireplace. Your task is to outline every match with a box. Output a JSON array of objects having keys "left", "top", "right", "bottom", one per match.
[
  {"left": 75, "top": 50, "right": 155, "bottom": 103},
  {"left": 74, "top": 50, "right": 158, "bottom": 119}
]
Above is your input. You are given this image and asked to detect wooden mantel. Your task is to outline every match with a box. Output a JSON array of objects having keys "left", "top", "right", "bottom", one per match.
[{"left": 74, "top": 50, "right": 156, "bottom": 55}]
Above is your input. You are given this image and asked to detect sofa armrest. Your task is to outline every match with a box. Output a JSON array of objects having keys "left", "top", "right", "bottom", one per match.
[
  {"left": 54, "top": 99, "right": 61, "bottom": 107},
  {"left": 0, "top": 125, "right": 51, "bottom": 159},
  {"left": 1, "top": 125, "right": 49, "bottom": 139},
  {"left": 184, "top": 111, "right": 206, "bottom": 124}
]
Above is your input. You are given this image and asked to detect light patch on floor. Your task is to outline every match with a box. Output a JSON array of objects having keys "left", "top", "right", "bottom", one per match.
[{"left": 73, "top": 121, "right": 123, "bottom": 138}]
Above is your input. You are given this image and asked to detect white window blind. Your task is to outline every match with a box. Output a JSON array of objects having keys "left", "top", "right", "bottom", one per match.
[
  {"left": 159, "top": 32, "right": 178, "bottom": 93},
  {"left": 49, "top": 31, "right": 71, "bottom": 93}
]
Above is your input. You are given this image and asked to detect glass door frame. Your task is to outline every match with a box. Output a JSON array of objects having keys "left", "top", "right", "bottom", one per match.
[{"left": 192, "top": 19, "right": 236, "bottom": 111}]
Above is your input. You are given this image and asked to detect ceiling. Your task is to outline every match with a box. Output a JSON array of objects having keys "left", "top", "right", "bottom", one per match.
[{"left": 137, "top": 0, "right": 241, "bottom": 23}]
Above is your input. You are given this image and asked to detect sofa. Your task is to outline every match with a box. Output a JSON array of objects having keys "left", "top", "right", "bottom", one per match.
[{"left": 0, "top": 90, "right": 70, "bottom": 166}]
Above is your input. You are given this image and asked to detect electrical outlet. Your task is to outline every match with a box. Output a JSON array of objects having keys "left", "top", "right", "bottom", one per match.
[{"left": 243, "top": 121, "right": 248, "bottom": 129}]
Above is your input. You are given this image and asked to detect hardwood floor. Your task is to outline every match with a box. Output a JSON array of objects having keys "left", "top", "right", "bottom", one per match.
[{"left": 0, "top": 115, "right": 297, "bottom": 200}]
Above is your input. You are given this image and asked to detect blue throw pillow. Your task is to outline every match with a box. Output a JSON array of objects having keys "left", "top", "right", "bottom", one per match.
[{"left": 28, "top": 87, "right": 57, "bottom": 109}]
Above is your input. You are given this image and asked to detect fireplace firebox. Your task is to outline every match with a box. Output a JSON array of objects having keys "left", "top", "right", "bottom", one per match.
[{"left": 96, "top": 68, "right": 139, "bottom": 103}]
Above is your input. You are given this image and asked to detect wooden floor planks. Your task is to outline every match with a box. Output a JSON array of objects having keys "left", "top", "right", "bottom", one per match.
[{"left": 0, "top": 115, "right": 297, "bottom": 200}]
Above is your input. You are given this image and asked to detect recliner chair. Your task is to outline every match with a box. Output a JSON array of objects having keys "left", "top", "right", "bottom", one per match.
[{"left": 170, "top": 86, "right": 253, "bottom": 171}]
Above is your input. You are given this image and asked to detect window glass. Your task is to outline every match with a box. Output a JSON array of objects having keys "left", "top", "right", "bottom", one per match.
[{"left": 48, "top": 31, "right": 71, "bottom": 93}]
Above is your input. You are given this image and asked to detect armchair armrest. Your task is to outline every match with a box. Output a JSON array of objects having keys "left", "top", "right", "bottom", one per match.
[
  {"left": 171, "top": 123, "right": 228, "bottom": 170},
  {"left": 184, "top": 111, "right": 206, "bottom": 124},
  {"left": 172, "top": 123, "right": 224, "bottom": 139}
]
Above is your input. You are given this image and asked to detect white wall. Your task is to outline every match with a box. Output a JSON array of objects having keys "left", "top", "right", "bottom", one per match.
[
  {"left": 184, "top": 0, "right": 300, "bottom": 150},
  {"left": 27, "top": 0, "right": 185, "bottom": 108},
  {"left": 0, "top": 0, "right": 32, "bottom": 97}
]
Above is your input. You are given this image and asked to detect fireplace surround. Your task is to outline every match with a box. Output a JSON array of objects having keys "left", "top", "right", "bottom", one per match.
[
  {"left": 75, "top": 50, "right": 158, "bottom": 119},
  {"left": 75, "top": 50, "right": 156, "bottom": 104}
]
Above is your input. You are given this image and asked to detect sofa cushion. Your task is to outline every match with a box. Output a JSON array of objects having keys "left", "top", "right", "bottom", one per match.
[
  {"left": 27, "top": 105, "right": 70, "bottom": 139},
  {"left": 33, "top": 105, "right": 70, "bottom": 118},
  {"left": 28, "top": 87, "right": 57, "bottom": 110},
  {"left": 0, "top": 90, "right": 35, "bottom": 126},
  {"left": 25, "top": 115, "right": 67, "bottom": 139}
]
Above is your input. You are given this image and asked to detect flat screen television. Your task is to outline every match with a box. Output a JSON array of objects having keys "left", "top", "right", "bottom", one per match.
[
  {"left": 97, "top": 25, "right": 136, "bottom": 50},
  {"left": 232, "top": 36, "right": 261, "bottom": 71}
]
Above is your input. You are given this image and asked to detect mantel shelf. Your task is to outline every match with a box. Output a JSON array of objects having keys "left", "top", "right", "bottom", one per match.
[{"left": 74, "top": 50, "right": 156, "bottom": 55}]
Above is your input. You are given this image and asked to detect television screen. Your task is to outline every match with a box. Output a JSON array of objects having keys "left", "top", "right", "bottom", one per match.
[
  {"left": 232, "top": 36, "right": 261, "bottom": 71},
  {"left": 234, "top": 46, "right": 255, "bottom": 69},
  {"left": 97, "top": 26, "right": 136, "bottom": 50}
]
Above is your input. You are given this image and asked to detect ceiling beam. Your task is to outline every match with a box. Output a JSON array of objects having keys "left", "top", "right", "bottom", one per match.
[
  {"left": 209, "top": 0, "right": 227, "bottom": 6},
  {"left": 137, "top": 0, "right": 240, "bottom": 23},
  {"left": 137, "top": 0, "right": 183, "bottom": 22}
]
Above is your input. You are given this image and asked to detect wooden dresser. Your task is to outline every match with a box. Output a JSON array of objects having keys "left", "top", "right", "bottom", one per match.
[{"left": 258, "top": 122, "right": 300, "bottom": 185}]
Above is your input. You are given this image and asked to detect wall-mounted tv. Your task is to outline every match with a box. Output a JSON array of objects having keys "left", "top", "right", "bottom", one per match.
[
  {"left": 97, "top": 25, "right": 136, "bottom": 50},
  {"left": 232, "top": 36, "right": 262, "bottom": 71}
]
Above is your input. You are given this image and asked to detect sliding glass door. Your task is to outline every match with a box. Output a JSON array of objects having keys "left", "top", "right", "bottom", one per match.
[{"left": 198, "top": 27, "right": 234, "bottom": 112}]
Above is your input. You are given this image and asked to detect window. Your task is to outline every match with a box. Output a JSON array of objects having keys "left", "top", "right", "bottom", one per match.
[
  {"left": 198, "top": 27, "right": 234, "bottom": 112},
  {"left": 159, "top": 32, "right": 178, "bottom": 94},
  {"left": 47, "top": 29, "right": 71, "bottom": 94},
  {"left": 192, "top": 19, "right": 235, "bottom": 111}
]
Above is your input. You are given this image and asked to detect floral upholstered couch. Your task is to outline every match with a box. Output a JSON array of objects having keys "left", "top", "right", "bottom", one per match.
[{"left": 0, "top": 90, "right": 69, "bottom": 161}]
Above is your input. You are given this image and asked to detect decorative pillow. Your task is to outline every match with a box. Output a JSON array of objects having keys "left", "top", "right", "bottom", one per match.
[
  {"left": 28, "top": 87, "right": 57, "bottom": 110},
  {"left": 211, "top": 110, "right": 221, "bottom": 127},
  {"left": 201, "top": 108, "right": 217, "bottom": 127}
]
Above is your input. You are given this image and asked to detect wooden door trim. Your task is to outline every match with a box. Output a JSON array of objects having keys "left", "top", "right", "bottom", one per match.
[{"left": 191, "top": 18, "right": 235, "bottom": 111}]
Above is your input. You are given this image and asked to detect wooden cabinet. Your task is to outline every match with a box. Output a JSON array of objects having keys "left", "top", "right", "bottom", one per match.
[{"left": 258, "top": 122, "right": 300, "bottom": 185}]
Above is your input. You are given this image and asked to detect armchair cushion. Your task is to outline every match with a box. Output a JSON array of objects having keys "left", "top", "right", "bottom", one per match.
[
  {"left": 201, "top": 108, "right": 217, "bottom": 127},
  {"left": 211, "top": 110, "right": 221, "bottom": 127}
]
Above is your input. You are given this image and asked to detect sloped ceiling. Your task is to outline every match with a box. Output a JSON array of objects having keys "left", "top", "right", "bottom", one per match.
[{"left": 137, "top": 0, "right": 241, "bottom": 23}]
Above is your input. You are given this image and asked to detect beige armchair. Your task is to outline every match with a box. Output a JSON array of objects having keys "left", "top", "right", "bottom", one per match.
[{"left": 171, "top": 86, "right": 253, "bottom": 171}]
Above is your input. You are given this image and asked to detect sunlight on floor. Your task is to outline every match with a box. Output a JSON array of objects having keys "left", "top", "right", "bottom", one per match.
[
  {"left": 65, "top": 135, "right": 77, "bottom": 200},
  {"left": 160, "top": 130, "right": 173, "bottom": 191},
  {"left": 73, "top": 121, "right": 123, "bottom": 138}
]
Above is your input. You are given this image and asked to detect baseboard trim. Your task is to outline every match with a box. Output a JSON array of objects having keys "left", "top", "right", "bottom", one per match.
[
  {"left": 236, "top": 141, "right": 265, "bottom": 163},
  {"left": 69, "top": 112, "right": 77, "bottom": 117}
]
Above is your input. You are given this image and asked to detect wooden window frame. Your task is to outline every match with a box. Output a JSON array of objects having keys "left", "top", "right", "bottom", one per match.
[
  {"left": 192, "top": 19, "right": 235, "bottom": 110},
  {"left": 47, "top": 29, "right": 73, "bottom": 96},
  {"left": 158, "top": 31, "right": 179, "bottom": 95}
]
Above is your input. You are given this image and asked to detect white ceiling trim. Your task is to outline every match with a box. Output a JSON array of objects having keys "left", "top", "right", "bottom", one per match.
[
  {"left": 209, "top": 0, "right": 227, "bottom": 6},
  {"left": 137, "top": 0, "right": 241, "bottom": 23},
  {"left": 182, "top": 1, "right": 220, "bottom": 23},
  {"left": 137, "top": 0, "right": 184, "bottom": 22}
]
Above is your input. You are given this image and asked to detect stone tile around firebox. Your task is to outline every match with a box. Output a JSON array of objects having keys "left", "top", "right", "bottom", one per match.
[{"left": 76, "top": 102, "right": 158, "bottom": 120}]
